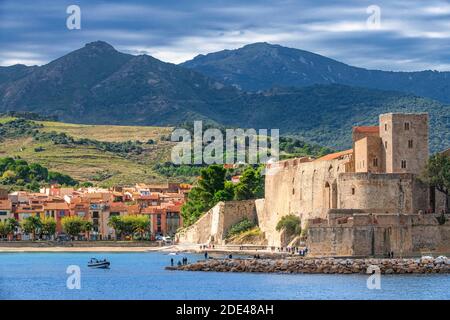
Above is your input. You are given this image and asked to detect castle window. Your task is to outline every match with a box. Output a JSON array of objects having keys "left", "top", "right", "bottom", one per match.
[
  {"left": 401, "top": 160, "right": 407, "bottom": 169},
  {"left": 385, "top": 141, "right": 388, "bottom": 149},
  {"left": 351, "top": 187, "right": 355, "bottom": 195},
  {"left": 292, "top": 188, "right": 295, "bottom": 195},
  {"left": 408, "top": 139, "right": 413, "bottom": 148},
  {"left": 404, "top": 122, "right": 410, "bottom": 130},
  {"left": 373, "top": 158, "right": 378, "bottom": 167},
  {"left": 384, "top": 123, "right": 387, "bottom": 131}
]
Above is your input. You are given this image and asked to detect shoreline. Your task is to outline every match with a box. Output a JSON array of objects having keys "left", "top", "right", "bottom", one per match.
[{"left": 0, "top": 246, "right": 162, "bottom": 252}]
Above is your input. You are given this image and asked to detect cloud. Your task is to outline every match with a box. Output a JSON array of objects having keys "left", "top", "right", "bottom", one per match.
[{"left": 0, "top": 0, "right": 449, "bottom": 71}]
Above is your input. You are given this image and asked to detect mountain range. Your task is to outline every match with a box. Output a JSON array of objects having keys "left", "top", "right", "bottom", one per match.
[
  {"left": 0, "top": 41, "right": 448, "bottom": 151},
  {"left": 182, "top": 42, "right": 450, "bottom": 103}
]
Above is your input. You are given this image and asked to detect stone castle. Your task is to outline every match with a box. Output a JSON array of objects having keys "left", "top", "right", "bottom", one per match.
[{"left": 178, "top": 113, "right": 450, "bottom": 257}]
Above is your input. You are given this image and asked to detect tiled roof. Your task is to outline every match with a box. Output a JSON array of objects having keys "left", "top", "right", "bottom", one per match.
[
  {"left": 353, "top": 126, "right": 379, "bottom": 134},
  {"left": 43, "top": 202, "right": 69, "bottom": 210},
  {"left": 314, "top": 149, "right": 353, "bottom": 162}
]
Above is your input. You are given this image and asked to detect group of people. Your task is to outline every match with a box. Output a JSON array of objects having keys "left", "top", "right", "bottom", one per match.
[
  {"left": 200, "top": 244, "right": 215, "bottom": 250},
  {"left": 271, "top": 246, "right": 308, "bottom": 256},
  {"left": 386, "top": 251, "right": 395, "bottom": 258},
  {"left": 170, "top": 257, "right": 189, "bottom": 267}
]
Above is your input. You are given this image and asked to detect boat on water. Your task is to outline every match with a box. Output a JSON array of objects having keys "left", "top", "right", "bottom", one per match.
[{"left": 88, "top": 258, "right": 110, "bottom": 269}]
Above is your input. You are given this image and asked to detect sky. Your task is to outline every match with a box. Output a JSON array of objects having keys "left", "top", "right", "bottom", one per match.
[{"left": 1, "top": 0, "right": 450, "bottom": 71}]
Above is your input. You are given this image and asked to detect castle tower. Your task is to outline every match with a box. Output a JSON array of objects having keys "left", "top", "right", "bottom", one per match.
[{"left": 379, "top": 113, "right": 428, "bottom": 174}]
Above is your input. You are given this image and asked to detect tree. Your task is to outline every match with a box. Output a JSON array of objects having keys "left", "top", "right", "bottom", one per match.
[
  {"left": 132, "top": 215, "right": 151, "bottom": 240},
  {"left": 81, "top": 220, "right": 93, "bottom": 240},
  {"left": 276, "top": 214, "right": 301, "bottom": 237},
  {"left": 20, "top": 216, "right": 42, "bottom": 240},
  {"left": 107, "top": 215, "right": 150, "bottom": 240},
  {"left": 197, "top": 165, "right": 227, "bottom": 205},
  {"left": 41, "top": 217, "right": 57, "bottom": 239},
  {"left": 5, "top": 218, "right": 18, "bottom": 240},
  {"left": 108, "top": 215, "right": 125, "bottom": 240},
  {"left": 213, "top": 181, "right": 235, "bottom": 203},
  {"left": 234, "top": 166, "right": 264, "bottom": 200},
  {"left": 422, "top": 153, "right": 450, "bottom": 215},
  {"left": 181, "top": 165, "right": 227, "bottom": 227},
  {"left": 0, "top": 221, "right": 8, "bottom": 239},
  {"left": 61, "top": 216, "right": 84, "bottom": 239}
]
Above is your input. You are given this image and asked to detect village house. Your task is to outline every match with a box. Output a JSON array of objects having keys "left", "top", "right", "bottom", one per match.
[
  {"left": 2, "top": 183, "right": 189, "bottom": 240},
  {"left": 0, "top": 198, "right": 13, "bottom": 222}
]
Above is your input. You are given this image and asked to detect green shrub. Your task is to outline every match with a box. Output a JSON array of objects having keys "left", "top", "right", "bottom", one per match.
[
  {"left": 276, "top": 214, "right": 301, "bottom": 236},
  {"left": 226, "top": 218, "right": 255, "bottom": 238}
]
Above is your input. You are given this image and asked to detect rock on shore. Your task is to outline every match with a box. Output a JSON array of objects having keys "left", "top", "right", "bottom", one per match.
[{"left": 167, "top": 256, "right": 450, "bottom": 274}]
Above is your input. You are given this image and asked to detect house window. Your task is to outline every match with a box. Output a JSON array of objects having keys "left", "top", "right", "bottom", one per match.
[
  {"left": 401, "top": 160, "right": 407, "bottom": 169},
  {"left": 373, "top": 158, "right": 378, "bottom": 167},
  {"left": 408, "top": 139, "right": 413, "bottom": 148},
  {"left": 404, "top": 122, "right": 410, "bottom": 130}
]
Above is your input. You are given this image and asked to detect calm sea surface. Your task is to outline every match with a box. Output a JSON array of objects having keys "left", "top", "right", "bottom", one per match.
[{"left": 0, "top": 252, "right": 449, "bottom": 300}]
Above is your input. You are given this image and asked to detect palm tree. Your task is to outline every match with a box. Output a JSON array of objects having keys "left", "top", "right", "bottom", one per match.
[
  {"left": 81, "top": 220, "right": 93, "bottom": 240},
  {"left": 6, "top": 218, "right": 19, "bottom": 240},
  {"left": 20, "top": 216, "right": 42, "bottom": 240},
  {"left": 133, "top": 215, "right": 151, "bottom": 240},
  {"left": 108, "top": 215, "right": 124, "bottom": 240}
]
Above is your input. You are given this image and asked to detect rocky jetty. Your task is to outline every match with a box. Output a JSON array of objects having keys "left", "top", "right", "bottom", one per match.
[{"left": 167, "top": 256, "right": 450, "bottom": 274}]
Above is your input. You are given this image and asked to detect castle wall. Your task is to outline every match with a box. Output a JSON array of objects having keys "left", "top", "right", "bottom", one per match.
[
  {"left": 307, "top": 213, "right": 450, "bottom": 257},
  {"left": 176, "top": 200, "right": 257, "bottom": 245},
  {"left": 338, "top": 173, "right": 428, "bottom": 214},
  {"left": 262, "top": 156, "right": 350, "bottom": 246}
]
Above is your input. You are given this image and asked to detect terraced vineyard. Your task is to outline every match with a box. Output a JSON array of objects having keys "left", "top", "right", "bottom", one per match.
[{"left": 0, "top": 116, "right": 177, "bottom": 186}]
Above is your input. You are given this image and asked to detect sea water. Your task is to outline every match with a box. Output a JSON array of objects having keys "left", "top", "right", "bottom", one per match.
[{"left": 0, "top": 252, "right": 449, "bottom": 300}]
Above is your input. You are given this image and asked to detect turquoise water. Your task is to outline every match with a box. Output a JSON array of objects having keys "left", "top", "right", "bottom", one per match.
[{"left": 0, "top": 252, "right": 449, "bottom": 300}]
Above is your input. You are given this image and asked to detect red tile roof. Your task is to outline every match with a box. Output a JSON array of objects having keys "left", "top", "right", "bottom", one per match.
[
  {"left": 43, "top": 202, "right": 69, "bottom": 210},
  {"left": 353, "top": 126, "right": 379, "bottom": 134},
  {"left": 314, "top": 149, "right": 353, "bottom": 162}
]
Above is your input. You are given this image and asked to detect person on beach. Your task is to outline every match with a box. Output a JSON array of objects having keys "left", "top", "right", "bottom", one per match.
[
  {"left": 171, "top": 258, "right": 174, "bottom": 266},
  {"left": 204, "top": 252, "right": 208, "bottom": 260}
]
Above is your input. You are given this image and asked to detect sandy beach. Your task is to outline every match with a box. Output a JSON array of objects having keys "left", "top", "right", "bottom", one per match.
[
  {"left": 0, "top": 246, "right": 166, "bottom": 253},
  {"left": 0, "top": 243, "right": 277, "bottom": 256}
]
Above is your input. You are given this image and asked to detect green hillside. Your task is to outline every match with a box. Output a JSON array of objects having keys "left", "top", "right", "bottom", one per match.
[{"left": 0, "top": 117, "right": 176, "bottom": 186}]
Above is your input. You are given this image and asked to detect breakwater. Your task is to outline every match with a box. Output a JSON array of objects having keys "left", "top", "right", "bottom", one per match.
[{"left": 168, "top": 256, "right": 450, "bottom": 274}]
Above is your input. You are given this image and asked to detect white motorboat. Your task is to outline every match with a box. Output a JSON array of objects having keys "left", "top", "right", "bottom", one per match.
[{"left": 88, "top": 258, "right": 110, "bottom": 269}]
